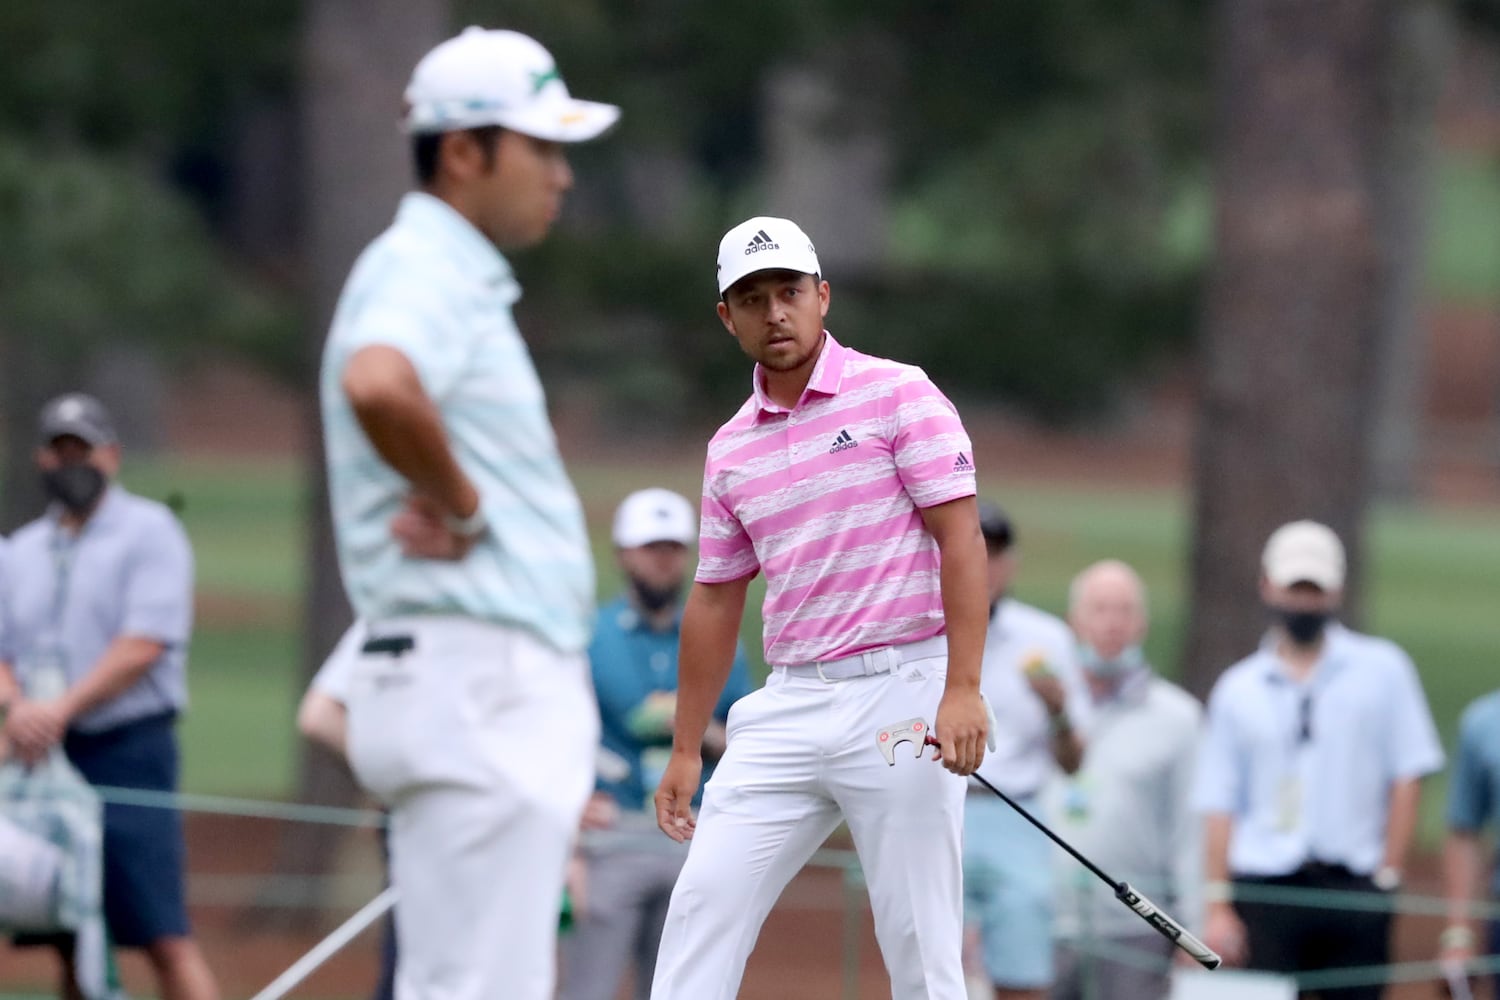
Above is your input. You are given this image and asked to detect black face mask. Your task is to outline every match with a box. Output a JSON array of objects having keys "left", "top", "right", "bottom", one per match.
[
  {"left": 1271, "top": 606, "right": 1331, "bottom": 646},
  {"left": 42, "top": 463, "right": 107, "bottom": 516},
  {"left": 630, "top": 576, "right": 683, "bottom": 614}
]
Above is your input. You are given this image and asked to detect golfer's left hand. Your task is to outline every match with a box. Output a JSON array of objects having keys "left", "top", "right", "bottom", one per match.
[{"left": 933, "top": 689, "right": 988, "bottom": 776}]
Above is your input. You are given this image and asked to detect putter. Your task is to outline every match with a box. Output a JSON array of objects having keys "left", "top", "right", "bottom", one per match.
[{"left": 878, "top": 710, "right": 1221, "bottom": 971}]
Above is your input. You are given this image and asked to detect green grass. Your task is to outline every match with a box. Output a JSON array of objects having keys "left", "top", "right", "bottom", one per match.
[
  {"left": 1429, "top": 151, "right": 1500, "bottom": 302},
  {"left": 119, "top": 456, "right": 1500, "bottom": 848}
]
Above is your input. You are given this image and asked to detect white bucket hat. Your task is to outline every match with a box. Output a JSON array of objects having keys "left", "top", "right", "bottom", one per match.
[{"left": 404, "top": 27, "right": 620, "bottom": 142}]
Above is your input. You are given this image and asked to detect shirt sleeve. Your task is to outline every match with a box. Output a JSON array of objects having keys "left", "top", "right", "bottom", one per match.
[
  {"left": 1384, "top": 649, "right": 1446, "bottom": 781},
  {"left": 715, "top": 644, "right": 755, "bottom": 720},
  {"left": 121, "top": 511, "right": 194, "bottom": 646},
  {"left": 888, "top": 368, "right": 977, "bottom": 509},
  {"left": 340, "top": 277, "right": 468, "bottom": 402},
  {"left": 309, "top": 620, "right": 367, "bottom": 703},
  {"left": 1446, "top": 704, "right": 1492, "bottom": 832},
  {"left": 1170, "top": 699, "right": 1207, "bottom": 932},
  {"left": 694, "top": 452, "right": 761, "bottom": 585},
  {"left": 1191, "top": 681, "right": 1244, "bottom": 815}
]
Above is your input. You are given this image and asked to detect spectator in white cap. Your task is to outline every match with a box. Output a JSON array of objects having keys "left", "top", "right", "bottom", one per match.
[
  {"left": 558, "top": 489, "right": 753, "bottom": 1000},
  {"left": 317, "top": 25, "right": 619, "bottom": 1000},
  {"left": 1193, "top": 520, "right": 1444, "bottom": 999}
]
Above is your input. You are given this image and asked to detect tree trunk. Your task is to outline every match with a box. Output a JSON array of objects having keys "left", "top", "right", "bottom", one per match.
[
  {"left": 1370, "top": 0, "right": 1450, "bottom": 501},
  {"left": 0, "top": 337, "right": 55, "bottom": 533},
  {"left": 253, "top": 0, "right": 449, "bottom": 929},
  {"left": 1182, "top": 0, "right": 1391, "bottom": 698},
  {"left": 760, "top": 28, "right": 899, "bottom": 275}
]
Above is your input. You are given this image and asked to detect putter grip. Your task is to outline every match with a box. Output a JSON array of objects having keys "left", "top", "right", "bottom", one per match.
[{"left": 1115, "top": 881, "right": 1222, "bottom": 970}]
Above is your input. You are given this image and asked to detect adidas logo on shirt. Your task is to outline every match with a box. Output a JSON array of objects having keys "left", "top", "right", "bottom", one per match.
[
  {"left": 952, "top": 453, "right": 974, "bottom": 472},
  {"left": 744, "top": 229, "right": 780, "bottom": 255},
  {"left": 829, "top": 429, "right": 858, "bottom": 454}
]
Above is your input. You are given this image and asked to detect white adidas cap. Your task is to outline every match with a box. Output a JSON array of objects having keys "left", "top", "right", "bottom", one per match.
[
  {"left": 1262, "top": 520, "right": 1345, "bottom": 590},
  {"left": 716, "top": 216, "right": 821, "bottom": 295},
  {"left": 612, "top": 488, "right": 696, "bottom": 548},
  {"left": 404, "top": 27, "right": 620, "bottom": 142}
]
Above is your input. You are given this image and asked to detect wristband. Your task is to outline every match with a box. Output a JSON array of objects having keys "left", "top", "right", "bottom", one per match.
[
  {"left": 1203, "top": 880, "right": 1233, "bottom": 904},
  {"left": 1440, "top": 924, "right": 1476, "bottom": 950},
  {"left": 444, "top": 505, "right": 488, "bottom": 539}
]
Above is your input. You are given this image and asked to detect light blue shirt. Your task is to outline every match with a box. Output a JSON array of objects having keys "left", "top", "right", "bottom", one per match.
[
  {"left": 4, "top": 487, "right": 194, "bottom": 733},
  {"left": 320, "top": 192, "right": 595, "bottom": 653},
  {"left": 1045, "top": 671, "right": 1204, "bottom": 938},
  {"left": 1192, "top": 623, "right": 1444, "bottom": 877},
  {"left": 1446, "top": 691, "right": 1500, "bottom": 896},
  {"left": 974, "top": 598, "right": 1092, "bottom": 797}
]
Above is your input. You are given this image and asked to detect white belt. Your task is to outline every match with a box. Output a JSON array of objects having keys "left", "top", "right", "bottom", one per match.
[{"left": 778, "top": 635, "right": 948, "bottom": 683}]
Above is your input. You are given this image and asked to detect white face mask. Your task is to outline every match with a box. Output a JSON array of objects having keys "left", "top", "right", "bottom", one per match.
[{"left": 1079, "top": 642, "right": 1145, "bottom": 679}]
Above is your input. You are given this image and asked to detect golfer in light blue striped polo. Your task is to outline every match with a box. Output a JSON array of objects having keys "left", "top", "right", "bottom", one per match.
[{"left": 317, "top": 26, "right": 620, "bottom": 1000}]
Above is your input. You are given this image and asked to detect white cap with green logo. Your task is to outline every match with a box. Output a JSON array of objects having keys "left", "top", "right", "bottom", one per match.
[{"left": 403, "top": 27, "right": 620, "bottom": 143}]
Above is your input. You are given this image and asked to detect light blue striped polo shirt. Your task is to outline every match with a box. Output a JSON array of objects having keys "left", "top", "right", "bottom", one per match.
[{"left": 320, "top": 192, "right": 595, "bottom": 653}]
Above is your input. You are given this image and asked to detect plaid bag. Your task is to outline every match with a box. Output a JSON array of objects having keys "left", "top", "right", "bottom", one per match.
[{"left": 0, "top": 750, "right": 126, "bottom": 1000}]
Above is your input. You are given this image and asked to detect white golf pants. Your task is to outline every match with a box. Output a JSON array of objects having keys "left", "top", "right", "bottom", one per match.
[
  {"left": 650, "top": 639, "right": 968, "bottom": 1000},
  {"left": 345, "top": 615, "right": 598, "bottom": 1000}
]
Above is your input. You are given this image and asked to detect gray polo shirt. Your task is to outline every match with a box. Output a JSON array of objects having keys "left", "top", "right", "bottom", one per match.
[{"left": 5, "top": 486, "right": 194, "bottom": 733}]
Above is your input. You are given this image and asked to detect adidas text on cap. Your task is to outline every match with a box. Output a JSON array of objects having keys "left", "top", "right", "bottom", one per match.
[
  {"left": 404, "top": 27, "right": 620, "bottom": 143},
  {"left": 716, "top": 216, "right": 821, "bottom": 295},
  {"left": 1262, "top": 520, "right": 1345, "bottom": 591}
]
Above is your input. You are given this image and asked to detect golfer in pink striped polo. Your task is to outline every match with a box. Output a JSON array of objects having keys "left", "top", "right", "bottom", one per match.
[{"left": 650, "top": 216, "right": 991, "bottom": 1000}]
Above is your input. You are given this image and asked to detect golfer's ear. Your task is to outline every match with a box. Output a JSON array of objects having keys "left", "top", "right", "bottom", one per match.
[{"left": 716, "top": 301, "right": 736, "bottom": 335}]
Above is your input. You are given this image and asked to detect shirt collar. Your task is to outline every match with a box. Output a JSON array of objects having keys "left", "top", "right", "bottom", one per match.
[
  {"left": 1254, "top": 622, "right": 1352, "bottom": 685},
  {"left": 750, "top": 330, "right": 847, "bottom": 417},
  {"left": 611, "top": 595, "right": 684, "bottom": 635},
  {"left": 47, "top": 483, "right": 127, "bottom": 536},
  {"left": 1100, "top": 667, "right": 1152, "bottom": 706},
  {"left": 395, "top": 191, "right": 516, "bottom": 295}
]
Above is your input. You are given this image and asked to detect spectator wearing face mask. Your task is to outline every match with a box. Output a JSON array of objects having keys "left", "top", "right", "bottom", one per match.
[
  {"left": 2, "top": 393, "right": 218, "bottom": 1000},
  {"left": 1193, "top": 521, "right": 1444, "bottom": 999},
  {"left": 557, "top": 489, "right": 753, "bottom": 1000},
  {"left": 1045, "top": 560, "right": 1203, "bottom": 1000}
]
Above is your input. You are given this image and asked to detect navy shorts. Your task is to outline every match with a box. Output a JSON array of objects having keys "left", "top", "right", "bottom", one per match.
[{"left": 18, "top": 713, "right": 190, "bottom": 950}]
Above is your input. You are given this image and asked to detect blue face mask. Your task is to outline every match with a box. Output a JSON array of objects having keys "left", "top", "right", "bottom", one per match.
[{"left": 1079, "top": 642, "right": 1145, "bottom": 679}]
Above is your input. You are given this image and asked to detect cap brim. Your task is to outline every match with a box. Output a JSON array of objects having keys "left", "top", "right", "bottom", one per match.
[
  {"left": 717, "top": 257, "right": 820, "bottom": 295},
  {"left": 39, "top": 423, "right": 111, "bottom": 447},
  {"left": 1266, "top": 558, "right": 1342, "bottom": 590},
  {"left": 497, "top": 99, "right": 620, "bottom": 143}
]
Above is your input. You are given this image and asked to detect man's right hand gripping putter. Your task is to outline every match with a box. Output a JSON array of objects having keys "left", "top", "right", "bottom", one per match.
[{"left": 877, "top": 696, "right": 998, "bottom": 765}]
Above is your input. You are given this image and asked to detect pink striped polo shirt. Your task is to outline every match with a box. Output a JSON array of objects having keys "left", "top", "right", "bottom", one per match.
[{"left": 696, "top": 332, "right": 978, "bottom": 666}]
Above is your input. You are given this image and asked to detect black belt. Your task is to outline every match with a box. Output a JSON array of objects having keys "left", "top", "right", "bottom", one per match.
[{"left": 361, "top": 634, "right": 415, "bottom": 656}]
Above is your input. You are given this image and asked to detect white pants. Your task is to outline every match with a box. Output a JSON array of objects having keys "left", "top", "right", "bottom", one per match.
[
  {"left": 650, "top": 641, "right": 968, "bottom": 1000},
  {"left": 345, "top": 616, "right": 599, "bottom": 1000}
]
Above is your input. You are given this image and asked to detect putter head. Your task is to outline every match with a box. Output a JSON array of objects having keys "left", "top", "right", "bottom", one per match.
[{"left": 876, "top": 717, "right": 930, "bottom": 766}]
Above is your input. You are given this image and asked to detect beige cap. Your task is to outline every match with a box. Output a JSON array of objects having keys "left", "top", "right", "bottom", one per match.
[{"left": 1262, "top": 520, "right": 1345, "bottom": 590}]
